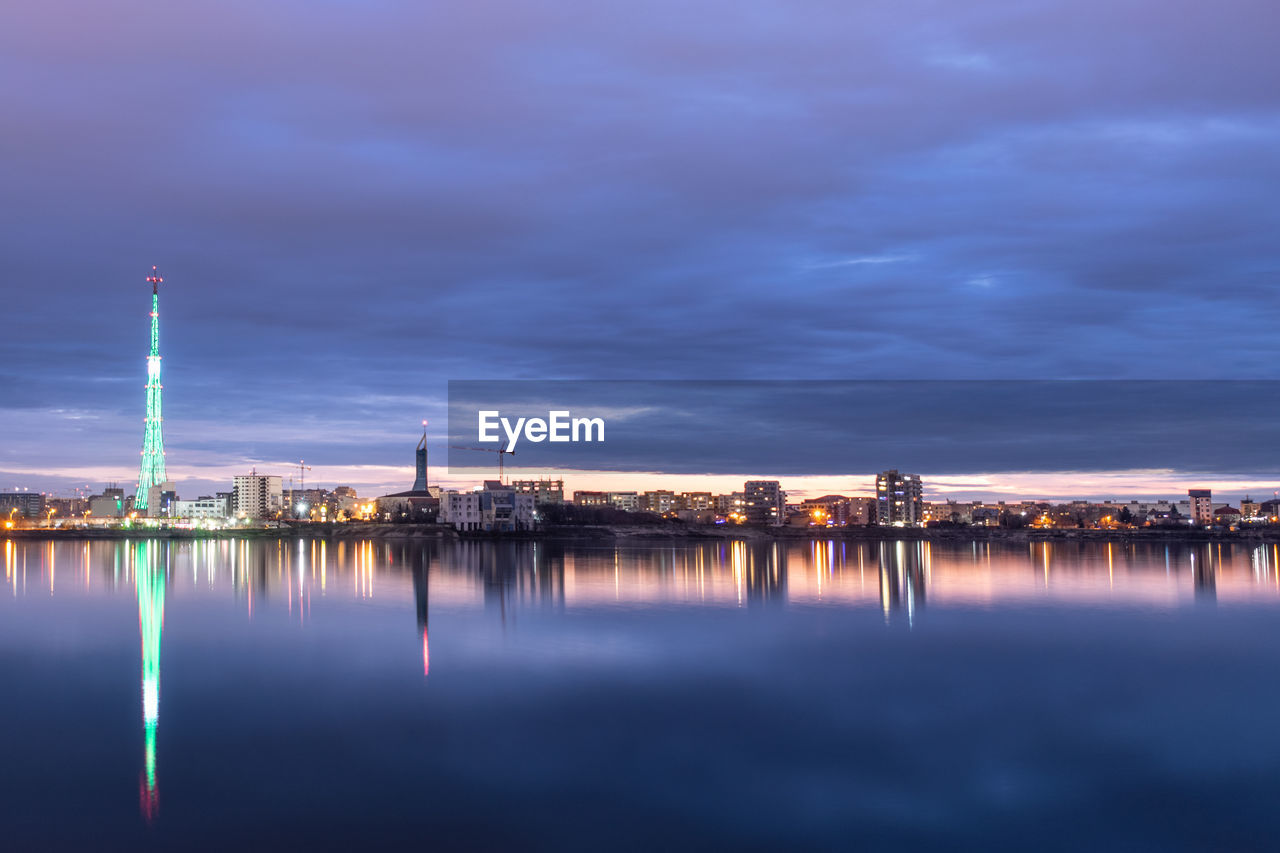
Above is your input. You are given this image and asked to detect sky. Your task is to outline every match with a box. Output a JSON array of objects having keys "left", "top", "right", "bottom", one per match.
[{"left": 2, "top": 1, "right": 1279, "bottom": 502}]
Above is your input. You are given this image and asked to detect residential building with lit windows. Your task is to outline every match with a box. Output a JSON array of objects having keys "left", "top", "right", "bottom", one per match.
[
  {"left": 608, "top": 492, "right": 639, "bottom": 511},
  {"left": 512, "top": 479, "right": 565, "bottom": 505},
  {"left": 800, "top": 495, "right": 851, "bottom": 525},
  {"left": 744, "top": 480, "right": 785, "bottom": 525},
  {"left": 714, "top": 492, "right": 744, "bottom": 517},
  {"left": 876, "top": 470, "right": 923, "bottom": 526},
  {"left": 640, "top": 490, "right": 678, "bottom": 514},
  {"left": 1188, "top": 489, "right": 1213, "bottom": 525},
  {"left": 680, "top": 492, "right": 714, "bottom": 511}
]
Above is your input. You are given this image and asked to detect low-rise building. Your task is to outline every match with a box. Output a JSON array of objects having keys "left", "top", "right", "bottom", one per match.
[
  {"left": 1214, "top": 506, "right": 1241, "bottom": 525},
  {"left": 801, "top": 495, "right": 851, "bottom": 525},
  {"left": 512, "top": 479, "right": 565, "bottom": 505},
  {"left": 174, "top": 496, "right": 229, "bottom": 519}
]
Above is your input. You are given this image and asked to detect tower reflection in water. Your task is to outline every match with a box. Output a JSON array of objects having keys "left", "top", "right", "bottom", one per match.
[
  {"left": 411, "top": 545, "right": 429, "bottom": 677},
  {"left": 136, "top": 540, "right": 165, "bottom": 821}
]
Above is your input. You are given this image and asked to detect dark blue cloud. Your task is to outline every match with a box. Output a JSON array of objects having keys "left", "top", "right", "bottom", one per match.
[{"left": 447, "top": 380, "right": 1280, "bottom": 478}]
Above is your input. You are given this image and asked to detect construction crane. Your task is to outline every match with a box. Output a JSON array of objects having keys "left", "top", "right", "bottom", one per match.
[
  {"left": 287, "top": 461, "right": 313, "bottom": 518},
  {"left": 450, "top": 446, "right": 515, "bottom": 484},
  {"left": 292, "top": 460, "right": 312, "bottom": 492}
]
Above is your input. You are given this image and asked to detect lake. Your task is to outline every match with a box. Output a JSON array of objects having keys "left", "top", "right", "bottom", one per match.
[{"left": 3, "top": 536, "right": 1280, "bottom": 850}]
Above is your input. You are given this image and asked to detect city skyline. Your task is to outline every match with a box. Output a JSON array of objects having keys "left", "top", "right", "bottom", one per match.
[{"left": 3, "top": 1, "right": 1280, "bottom": 503}]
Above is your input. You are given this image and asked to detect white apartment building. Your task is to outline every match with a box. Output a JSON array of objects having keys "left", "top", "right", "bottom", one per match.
[
  {"left": 439, "top": 485, "right": 536, "bottom": 532},
  {"left": 439, "top": 491, "right": 482, "bottom": 531},
  {"left": 233, "top": 473, "right": 283, "bottom": 520},
  {"left": 174, "top": 496, "right": 229, "bottom": 519}
]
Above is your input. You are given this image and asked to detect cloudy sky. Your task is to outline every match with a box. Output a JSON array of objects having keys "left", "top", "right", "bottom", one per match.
[{"left": 2, "top": 1, "right": 1278, "bottom": 501}]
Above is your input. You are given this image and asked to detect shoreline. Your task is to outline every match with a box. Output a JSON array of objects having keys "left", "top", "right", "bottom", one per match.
[{"left": 6, "top": 522, "right": 1280, "bottom": 545}]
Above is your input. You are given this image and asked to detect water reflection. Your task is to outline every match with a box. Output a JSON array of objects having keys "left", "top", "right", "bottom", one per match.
[
  {"left": 5, "top": 533, "right": 1280, "bottom": 822},
  {"left": 412, "top": 546, "right": 429, "bottom": 677},
  {"left": 7, "top": 535, "right": 1280, "bottom": 846},
  {"left": 878, "top": 541, "right": 929, "bottom": 626},
  {"left": 9, "top": 536, "right": 1280, "bottom": 621},
  {"left": 135, "top": 541, "right": 165, "bottom": 821},
  {"left": 5, "top": 537, "right": 1280, "bottom": 608}
]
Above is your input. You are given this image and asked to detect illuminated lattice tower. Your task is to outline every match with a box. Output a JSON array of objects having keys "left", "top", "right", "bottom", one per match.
[{"left": 134, "top": 267, "right": 167, "bottom": 511}]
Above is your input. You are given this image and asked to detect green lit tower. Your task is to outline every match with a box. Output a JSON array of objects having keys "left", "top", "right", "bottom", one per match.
[{"left": 135, "top": 267, "right": 167, "bottom": 511}]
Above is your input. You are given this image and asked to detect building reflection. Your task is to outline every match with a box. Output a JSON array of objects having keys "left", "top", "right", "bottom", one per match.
[
  {"left": 729, "top": 541, "right": 787, "bottom": 607},
  {"left": 878, "top": 541, "right": 928, "bottom": 626},
  {"left": 1191, "top": 547, "right": 1217, "bottom": 604}
]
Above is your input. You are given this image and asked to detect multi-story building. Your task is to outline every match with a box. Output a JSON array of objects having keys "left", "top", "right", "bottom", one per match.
[
  {"left": 512, "top": 479, "right": 565, "bottom": 505},
  {"left": 89, "top": 486, "right": 127, "bottom": 518},
  {"left": 680, "top": 492, "right": 714, "bottom": 511},
  {"left": 1188, "top": 489, "right": 1213, "bottom": 526},
  {"left": 573, "top": 490, "right": 609, "bottom": 507},
  {"left": 744, "top": 481, "right": 785, "bottom": 525},
  {"left": 46, "top": 496, "right": 89, "bottom": 519},
  {"left": 800, "top": 495, "right": 851, "bottom": 525},
  {"left": 847, "top": 496, "right": 876, "bottom": 526},
  {"left": 480, "top": 481, "right": 531, "bottom": 531},
  {"left": 714, "top": 492, "right": 745, "bottom": 518},
  {"left": 608, "top": 492, "right": 639, "bottom": 512},
  {"left": 875, "top": 470, "right": 923, "bottom": 526},
  {"left": 1241, "top": 496, "right": 1262, "bottom": 520},
  {"left": 144, "top": 481, "right": 176, "bottom": 517},
  {"left": 438, "top": 490, "right": 482, "bottom": 531},
  {"left": 0, "top": 491, "right": 45, "bottom": 519},
  {"left": 440, "top": 482, "right": 535, "bottom": 531},
  {"left": 174, "top": 496, "right": 229, "bottom": 519},
  {"left": 641, "top": 490, "right": 678, "bottom": 514},
  {"left": 233, "top": 473, "right": 283, "bottom": 520}
]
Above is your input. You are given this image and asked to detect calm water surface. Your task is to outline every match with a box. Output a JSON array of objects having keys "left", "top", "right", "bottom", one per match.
[{"left": 3, "top": 536, "right": 1280, "bottom": 851}]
